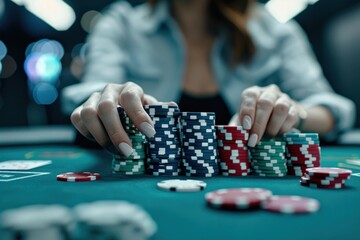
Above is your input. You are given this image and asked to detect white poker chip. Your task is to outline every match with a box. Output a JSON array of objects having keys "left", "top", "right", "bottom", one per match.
[{"left": 157, "top": 179, "right": 207, "bottom": 192}]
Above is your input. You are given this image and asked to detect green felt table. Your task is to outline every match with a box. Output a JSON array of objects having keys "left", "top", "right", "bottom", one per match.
[{"left": 0, "top": 145, "right": 359, "bottom": 240}]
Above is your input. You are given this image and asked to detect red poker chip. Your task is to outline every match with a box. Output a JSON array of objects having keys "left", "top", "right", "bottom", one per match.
[
  {"left": 300, "top": 181, "right": 345, "bottom": 189},
  {"left": 300, "top": 176, "right": 346, "bottom": 185},
  {"left": 262, "top": 195, "right": 320, "bottom": 214},
  {"left": 205, "top": 188, "right": 272, "bottom": 210},
  {"left": 306, "top": 167, "right": 352, "bottom": 178},
  {"left": 56, "top": 172, "right": 101, "bottom": 182},
  {"left": 303, "top": 173, "right": 351, "bottom": 181}
]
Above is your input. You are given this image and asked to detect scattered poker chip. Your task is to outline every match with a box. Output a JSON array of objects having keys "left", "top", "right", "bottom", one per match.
[
  {"left": 306, "top": 167, "right": 352, "bottom": 178},
  {"left": 300, "top": 176, "right": 346, "bottom": 185},
  {"left": 262, "top": 195, "right": 320, "bottom": 214},
  {"left": 205, "top": 188, "right": 272, "bottom": 210},
  {"left": 157, "top": 179, "right": 207, "bottom": 192},
  {"left": 300, "top": 181, "right": 345, "bottom": 189},
  {"left": 56, "top": 172, "right": 101, "bottom": 182},
  {"left": 300, "top": 168, "right": 352, "bottom": 189}
]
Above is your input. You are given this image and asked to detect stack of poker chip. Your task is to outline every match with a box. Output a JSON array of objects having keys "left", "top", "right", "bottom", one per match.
[
  {"left": 180, "top": 112, "right": 219, "bottom": 177},
  {"left": 283, "top": 132, "right": 321, "bottom": 176},
  {"left": 300, "top": 167, "right": 352, "bottom": 189},
  {"left": 74, "top": 201, "right": 157, "bottom": 240},
  {"left": 249, "top": 141, "right": 287, "bottom": 177},
  {"left": 112, "top": 107, "right": 146, "bottom": 175},
  {"left": 215, "top": 125, "right": 251, "bottom": 176},
  {"left": 144, "top": 105, "right": 182, "bottom": 176}
]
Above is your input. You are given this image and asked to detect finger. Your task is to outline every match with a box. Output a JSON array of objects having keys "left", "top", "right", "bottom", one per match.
[
  {"left": 120, "top": 82, "right": 156, "bottom": 139},
  {"left": 228, "top": 114, "right": 240, "bottom": 126},
  {"left": 265, "top": 95, "right": 291, "bottom": 137},
  {"left": 248, "top": 90, "right": 278, "bottom": 147},
  {"left": 239, "top": 86, "right": 261, "bottom": 130},
  {"left": 71, "top": 105, "right": 94, "bottom": 141},
  {"left": 97, "top": 84, "right": 134, "bottom": 157},
  {"left": 80, "top": 92, "right": 111, "bottom": 147},
  {"left": 143, "top": 94, "right": 158, "bottom": 105},
  {"left": 280, "top": 105, "right": 299, "bottom": 133}
]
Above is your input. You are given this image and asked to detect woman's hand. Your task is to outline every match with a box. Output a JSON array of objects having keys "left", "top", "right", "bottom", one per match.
[
  {"left": 70, "top": 82, "right": 172, "bottom": 156},
  {"left": 230, "top": 84, "right": 305, "bottom": 147}
]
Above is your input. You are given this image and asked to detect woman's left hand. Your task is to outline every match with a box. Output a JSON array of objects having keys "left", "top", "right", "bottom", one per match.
[{"left": 229, "top": 84, "right": 305, "bottom": 147}]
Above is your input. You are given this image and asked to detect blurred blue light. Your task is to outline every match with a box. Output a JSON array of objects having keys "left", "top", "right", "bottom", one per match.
[
  {"left": 24, "top": 53, "right": 41, "bottom": 80},
  {"left": 24, "top": 53, "right": 61, "bottom": 82},
  {"left": 0, "top": 40, "right": 7, "bottom": 60},
  {"left": 25, "top": 39, "right": 64, "bottom": 59},
  {"left": 0, "top": 61, "right": 2, "bottom": 74},
  {"left": 36, "top": 53, "right": 62, "bottom": 81},
  {"left": 32, "top": 82, "right": 58, "bottom": 105}
]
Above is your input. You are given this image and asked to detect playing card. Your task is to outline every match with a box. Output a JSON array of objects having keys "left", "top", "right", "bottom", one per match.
[{"left": 0, "top": 160, "right": 52, "bottom": 170}]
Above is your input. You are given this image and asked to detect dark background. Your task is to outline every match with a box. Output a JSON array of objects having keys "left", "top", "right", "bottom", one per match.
[{"left": 0, "top": 0, "right": 359, "bottom": 128}]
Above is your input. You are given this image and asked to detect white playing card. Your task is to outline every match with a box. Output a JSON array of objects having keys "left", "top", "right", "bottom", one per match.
[{"left": 0, "top": 160, "right": 52, "bottom": 170}]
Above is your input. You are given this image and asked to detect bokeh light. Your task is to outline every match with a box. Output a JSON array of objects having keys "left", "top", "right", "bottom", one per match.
[
  {"left": 81, "top": 10, "right": 101, "bottom": 33},
  {"left": 0, "top": 40, "right": 7, "bottom": 60},
  {"left": 0, "top": 61, "right": 2, "bottom": 74},
  {"left": 71, "top": 42, "right": 87, "bottom": 61},
  {"left": 25, "top": 39, "right": 64, "bottom": 59},
  {"left": 24, "top": 53, "right": 41, "bottom": 80},
  {"left": 32, "top": 82, "right": 58, "bottom": 105},
  {"left": 24, "top": 39, "right": 63, "bottom": 105},
  {"left": 36, "top": 53, "right": 62, "bottom": 81},
  {"left": 25, "top": 53, "right": 61, "bottom": 82},
  {"left": 0, "top": 55, "right": 17, "bottom": 79}
]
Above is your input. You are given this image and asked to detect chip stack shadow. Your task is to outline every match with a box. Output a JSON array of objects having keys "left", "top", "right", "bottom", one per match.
[
  {"left": 112, "top": 107, "right": 147, "bottom": 175},
  {"left": 144, "top": 105, "right": 182, "bottom": 176},
  {"left": 180, "top": 112, "right": 219, "bottom": 177}
]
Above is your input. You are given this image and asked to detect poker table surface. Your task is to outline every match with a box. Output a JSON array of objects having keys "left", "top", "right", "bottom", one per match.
[{"left": 0, "top": 144, "right": 359, "bottom": 240}]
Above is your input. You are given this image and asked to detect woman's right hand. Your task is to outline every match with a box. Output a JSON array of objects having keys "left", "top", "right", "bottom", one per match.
[{"left": 70, "top": 82, "right": 166, "bottom": 156}]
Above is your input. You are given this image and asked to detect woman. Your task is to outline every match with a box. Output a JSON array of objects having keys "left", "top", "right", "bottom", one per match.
[{"left": 63, "top": 0, "right": 355, "bottom": 157}]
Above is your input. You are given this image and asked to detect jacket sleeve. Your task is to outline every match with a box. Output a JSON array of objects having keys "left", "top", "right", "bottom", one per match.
[
  {"left": 61, "top": 1, "right": 131, "bottom": 115},
  {"left": 276, "top": 20, "right": 356, "bottom": 140}
]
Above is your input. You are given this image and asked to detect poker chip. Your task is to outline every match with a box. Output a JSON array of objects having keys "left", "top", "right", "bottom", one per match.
[
  {"left": 144, "top": 105, "right": 182, "bottom": 176},
  {"left": 284, "top": 132, "right": 321, "bottom": 176},
  {"left": 300, "top": 181, "right": 345, "bottom": 189},
  {"left": 306, "top": 167, "right": 352, "bottom": 178},
  {"left": 74, "top": 201, "right": 157, "bottom": 239},
  {"left": 205, "top": 188, "right": 272, "bottom": 210},
  {"left": 180, "top": 112, "right": 219, "bottom": 177},
  {"left": 0, "top": 205, "right": 74, "bottom": 239},
  {"left": 157, "top": 179, "right": 207, "bottom": 192},
  {"left": 299, "top": 167, "right": 352, "bottom": 189},
  {"left": 216, "top": 125, "right": 250, "bottom": 176},
  {"left": 56, "top": 172, "right": 101, "bottom": 182},
  {"left": 249, "top": 140, "right": 287, "bottom": 177},
  {"left": 262, "top": 195, "right": 320, "bottom": 214}
]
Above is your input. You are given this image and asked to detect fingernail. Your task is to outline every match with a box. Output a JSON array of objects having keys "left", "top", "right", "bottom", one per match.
[
  {"left": 140, "top": 122, "right": 156, "bottom": 138},
  {"left": 243, "top": 115, "right": 252, "bottom": 130},
  {"left": 248, "top": 134, "right": 258, "bottom": 147},
  {"left": 118, "top": 143, "right": 133, "bottom": 157}
]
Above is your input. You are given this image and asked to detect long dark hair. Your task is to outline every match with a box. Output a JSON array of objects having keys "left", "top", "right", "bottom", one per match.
[{"left": 148, "top": 0, "right": 256, "bottom": 63}]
